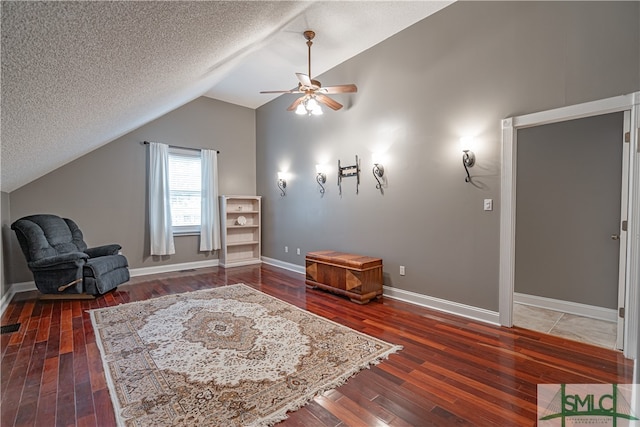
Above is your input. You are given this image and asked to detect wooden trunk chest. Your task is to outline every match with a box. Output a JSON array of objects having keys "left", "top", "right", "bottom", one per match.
[{"left": 305, "top": 250, "right": 383, "bottom": 304}]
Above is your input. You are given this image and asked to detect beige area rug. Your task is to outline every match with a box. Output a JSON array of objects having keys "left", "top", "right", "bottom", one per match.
[{"left": 90, "top": 284, "right": 402, "bottom": 426}]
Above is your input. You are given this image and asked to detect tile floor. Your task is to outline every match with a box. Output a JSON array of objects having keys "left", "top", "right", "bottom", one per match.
[{"left": 513, "top": 303, "right": 619, "bottom": 350}]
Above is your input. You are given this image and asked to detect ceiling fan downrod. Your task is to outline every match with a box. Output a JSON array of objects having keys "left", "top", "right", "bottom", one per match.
[{"left": 304, "top": 30, "right": 315, "bottom": 78}]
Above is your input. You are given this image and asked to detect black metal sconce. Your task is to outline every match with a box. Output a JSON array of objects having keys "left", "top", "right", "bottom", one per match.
[
  {"left": 462, "top": 150, "right": 475, "bottom": 183},
  {"left": 315, "top": 165, "right": 327, "bottom": 195},
  {"left": 277, "top": 172, "right": 287, "bottom": 196},
  {"left": 373, "top": 163, "right": 385, "bottom": 194}
]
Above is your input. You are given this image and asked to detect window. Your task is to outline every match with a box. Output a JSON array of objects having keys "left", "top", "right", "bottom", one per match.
[{"left": 168, "top": 148, "right": 201, "bottom": 234}]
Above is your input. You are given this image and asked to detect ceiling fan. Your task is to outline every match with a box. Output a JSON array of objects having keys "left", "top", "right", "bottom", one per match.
[{"left": 260, "top": 30, "right": 357, "bottom": 116}]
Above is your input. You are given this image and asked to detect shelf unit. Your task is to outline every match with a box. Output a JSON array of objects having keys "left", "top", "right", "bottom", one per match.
[{"left": 219, "top": 195, "right": 261, "bottom": 267}]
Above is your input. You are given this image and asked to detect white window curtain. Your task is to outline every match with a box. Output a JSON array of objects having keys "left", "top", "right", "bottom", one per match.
[
  {"left": 200, "top": 149, "right": 221, "bottom": 251},
  {"left": 148, "top": 142, "right": 175, "bottom": 255}
]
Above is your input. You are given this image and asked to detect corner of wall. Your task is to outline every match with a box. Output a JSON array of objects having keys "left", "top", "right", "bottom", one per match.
[{"left": 0, "top": 191, "right": 11, "bottom": 300}]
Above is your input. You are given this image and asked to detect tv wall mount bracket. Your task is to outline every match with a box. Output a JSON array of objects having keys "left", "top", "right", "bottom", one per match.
[{"left": 338, "top": 155, "right": 360, "bottom": 195}]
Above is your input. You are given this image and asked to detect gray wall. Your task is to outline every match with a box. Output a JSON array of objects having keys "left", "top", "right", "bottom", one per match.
[
  {"left": 7, "top": 97, "right": 256, "bottom": 284},
  {"left": 515, "top": 113, "right": 624, "bottom": 309},
  {"left": 637, "top": 290, "right": 640, "bottom": 383},
  {"left": 256, "top": 1, "right": 640, "bottom": 311},
  {"left": 1, "top": 191, "right": 10, "bottom": 298}
]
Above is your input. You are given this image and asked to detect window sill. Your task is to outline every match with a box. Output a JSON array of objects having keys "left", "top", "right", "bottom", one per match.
[{"left": 173, "top": 231, "right": 200, "bottom": 237}]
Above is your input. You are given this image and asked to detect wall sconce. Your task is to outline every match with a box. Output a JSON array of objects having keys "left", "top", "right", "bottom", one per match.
[
  {"left": 460, "top": 137, "right": 476, "bottom": 183},
  {"left": 315, "top": 164, "right": 327, "bottom": 195},
  {"left": 371, "top": 153, "right": 386, "bottom": 194},
  {"left": 462, "top": 150, "right": 475, "bottom": 183},
  {"left": 372, "top": 163, "right": 384, "bottom": 194},
  {"left": 277, "top": 172, "right": 287, "bottom": 196}
]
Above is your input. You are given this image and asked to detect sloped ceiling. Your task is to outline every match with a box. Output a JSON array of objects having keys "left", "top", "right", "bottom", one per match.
[{"left": 1, "top": 1, "right": 453, "bottom": 193}]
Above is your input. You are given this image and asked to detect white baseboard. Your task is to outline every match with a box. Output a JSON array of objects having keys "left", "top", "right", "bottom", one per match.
[
  {"left": 514, "top": 292, "right": 617, "bottom": 322},
  {"left": 0, "top": 292, "right": 9, "bottom": 316},
  {"left": 383, "top": 285, "right": 500, "bottom": 325},
  {"left": 219, "top": 260, "right": 262, "bottom": 268},
  {"left": 7, "top": 280, "right": 38, "bottom": 293},
  {"left": 261, "top": 256, "right": 305, "bottom": 275},
  {"left": 0, "top": 260, "right": 220, "bottom": 317},
  {"left": 262, "top": 256, "right": 499, "bottom": 325},
  {"left": 0, "top": 291, "right": 13, "bottom": 317},
  {"left": 3, "top": 257, "right": 501, "bottom": 328},
  {"left": 0, "top": 292, "right": 9, "bottom": 317},
  {"left": 1, "top": 281, "right": 37, "bottom": 316}
]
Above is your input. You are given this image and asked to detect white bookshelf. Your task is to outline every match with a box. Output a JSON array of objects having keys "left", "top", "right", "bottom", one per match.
[{"left": 219, "top": 195, "right": 261, "bottom": 267}]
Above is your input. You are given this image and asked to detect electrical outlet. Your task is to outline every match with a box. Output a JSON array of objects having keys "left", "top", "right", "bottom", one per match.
[
  {"left": 483, "top": 199, "right": 493, "bottom": 211},
  {"left": 296, "top": 248, "right": 301, "bottom": 255},
  {"left": 284, "top": 246, "right": 288, "bottom": 253},
  {"left": 400, "top": 265, "right": 406, "bottom": 276}
]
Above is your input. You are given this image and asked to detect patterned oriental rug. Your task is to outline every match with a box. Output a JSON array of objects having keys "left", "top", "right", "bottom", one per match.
[{"left": 90, "top": 284, "right": 402, "bottom": 426}]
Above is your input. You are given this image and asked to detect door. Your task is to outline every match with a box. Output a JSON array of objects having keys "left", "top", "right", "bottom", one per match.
[{"left": 514, "top": 112, "right": 627, "bottom": 349}]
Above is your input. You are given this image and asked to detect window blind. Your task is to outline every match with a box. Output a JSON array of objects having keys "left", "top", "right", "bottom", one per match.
[{"left": 168, "top": 150, "right": 201, "bottom": 228}]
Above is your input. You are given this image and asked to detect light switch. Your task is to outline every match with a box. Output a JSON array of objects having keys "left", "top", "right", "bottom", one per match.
[{"left": 484, "top": 199, "right": 493, "bottom": 211}]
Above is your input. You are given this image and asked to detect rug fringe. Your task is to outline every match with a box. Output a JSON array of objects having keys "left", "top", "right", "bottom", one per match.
[
  {"left": 89, "top": 310, "right": 127, "bottom": 427},
  {"left": 250, "top": 344, "right": 403, "bottom": 427}
]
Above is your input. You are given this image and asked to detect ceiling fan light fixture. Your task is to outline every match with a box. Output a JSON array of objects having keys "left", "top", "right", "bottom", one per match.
[
  {"left": 306, "top": 97, "right": 319, "bottom": 110},
  {"left": 294, "top": 96, "right": 323, "bottom": 116},
  {"left": 306, "top": 97, "right": 323, "bottom": 116},
  {"left": 295, "top": 103, "right": 307, "bottom": 115}
]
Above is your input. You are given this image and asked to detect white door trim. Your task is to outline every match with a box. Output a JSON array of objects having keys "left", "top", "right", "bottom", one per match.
[
  {"left": 499, "top": 92, "right": 640, "bottom": 360},
  {"left": 617, "top": 111, "right": 631, "bottom": 350}
]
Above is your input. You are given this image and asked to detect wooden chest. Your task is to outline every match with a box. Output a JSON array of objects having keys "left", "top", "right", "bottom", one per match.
[{"left": 305, "top": 251, "right": 383, "bottom": 304}]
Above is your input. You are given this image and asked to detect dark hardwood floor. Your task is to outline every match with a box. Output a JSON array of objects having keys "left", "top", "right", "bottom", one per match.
[{"left": 1, "top": 264, "right": 634, "bottom": 426}]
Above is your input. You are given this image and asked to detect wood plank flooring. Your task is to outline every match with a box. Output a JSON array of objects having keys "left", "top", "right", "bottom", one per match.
[{"left": 1, "top": 264, "right": 634, "bottom": 426}]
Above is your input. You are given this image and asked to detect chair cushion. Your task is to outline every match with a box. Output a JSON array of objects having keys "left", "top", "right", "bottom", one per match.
[
  {"left": 11, "top": 214, "right": 87, "bottom": 262},
  {"left": 84, "top": 267, "right": 129, "bottom": 295},
  {"left": 85, "top": 244, "right": 122, "bottom": 258},
  {"left": 84, "top": 254, "right": 128, "bottom": 278}
]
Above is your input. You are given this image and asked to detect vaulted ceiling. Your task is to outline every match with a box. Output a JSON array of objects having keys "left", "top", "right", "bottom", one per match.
[{"left": 1, "top": 1, "right": 453, "bottom": 193}]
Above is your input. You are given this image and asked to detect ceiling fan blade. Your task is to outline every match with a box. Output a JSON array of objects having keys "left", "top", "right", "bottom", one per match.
[
  {"left": 260, "top": 89, "right": 299, "bottom": 94},
  {"left": 287, "top": 96, "right": 305, "bottom": 112},
  {"left": 319, "top": 84, "right": 358, "bottom": 94},
  {"left": 315, "top": 94, "right": 343, "bottom": 111},
  {"left": 296, "top": 73, "right": 313, "bottom": 88}
]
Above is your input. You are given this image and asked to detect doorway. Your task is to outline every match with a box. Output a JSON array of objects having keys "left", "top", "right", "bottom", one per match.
[
  {"left": 499, "top": 93, "right": 640, "bottom": 359},
  {"left": 513, "top": 112, "right": 624, "bottom": 349}
]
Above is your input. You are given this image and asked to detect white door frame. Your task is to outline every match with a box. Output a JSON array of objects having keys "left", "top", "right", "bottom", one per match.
[{"left": 499, "top": 92, "right": 640, "bottom": 360}]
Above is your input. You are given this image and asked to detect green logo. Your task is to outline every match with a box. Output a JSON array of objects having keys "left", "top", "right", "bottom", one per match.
[{"left": 539, "top": 384, "right": 639, "bottom": 426}]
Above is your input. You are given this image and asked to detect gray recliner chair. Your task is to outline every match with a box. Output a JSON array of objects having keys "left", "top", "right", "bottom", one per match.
[{"left": 11, "top": 214, "right": 130, "bottom": 296}]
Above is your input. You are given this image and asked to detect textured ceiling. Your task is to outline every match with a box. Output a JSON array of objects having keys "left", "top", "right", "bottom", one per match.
[{"left": 1, "top": 1, "right": 453, "bottom": 193}]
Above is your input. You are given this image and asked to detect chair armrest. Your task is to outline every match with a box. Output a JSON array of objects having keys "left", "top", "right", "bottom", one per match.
[
  {"left": 29, "top": 252, "right": 89, "bottom": 269},
  {"left": 85, "top": 244, "right": 122, "bottom": 258}
]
